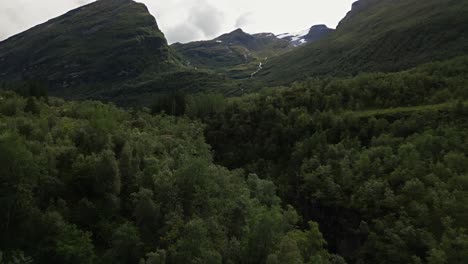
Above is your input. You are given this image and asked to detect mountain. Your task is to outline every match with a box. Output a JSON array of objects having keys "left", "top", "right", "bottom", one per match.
[
  {"left": 172, "top": 28, "right": 292, "bottom": 76},
  {"left": 0, "top": 0, "right": 184, "bottom": 97},
  {"left": 257, "top": 0, "right": 468, "bottom": 84},
  {"left": 2, "top": 0, "right": 468, "bottom": 263},
  {"left": 277, "top": 24, "right": 334, "bottom": 46}
]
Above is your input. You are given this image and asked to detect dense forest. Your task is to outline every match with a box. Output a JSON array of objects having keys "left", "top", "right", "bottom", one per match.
[
  {"left": 201, "top": 56, "right": 468, "bottom": 263},
  {"left": 0, "top": 90, "right": 344, "bottom": 263},
  {"left": 1, "top": 55, "right": 467, "bottom": 263},
  {"left": 153, "top": 56, "right": 468, "bottom": 263}
]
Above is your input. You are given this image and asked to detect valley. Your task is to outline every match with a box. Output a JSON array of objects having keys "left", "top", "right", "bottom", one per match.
[{"left": 0, "top": 0, "right": 467, "bottom": 263}]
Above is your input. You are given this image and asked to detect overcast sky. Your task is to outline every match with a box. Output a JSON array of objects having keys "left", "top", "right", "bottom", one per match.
[{"left": 0, "top": 0, "right": 355, "bottom": 44}]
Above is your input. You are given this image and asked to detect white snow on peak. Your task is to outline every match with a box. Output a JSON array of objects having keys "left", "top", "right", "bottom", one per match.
[
  {"left": 296, "top": 28, "right": 310, "bottom": 37},
  {"left": 277, "top": 32, "right": 292, "bottom": 38},
  {"left": 215, "top": 40, "right": 223, "bottom": 43},
  {"left": 277, "top": 28, "right": 309, "bottom": 40},
  {"left": 277, "top": 27, "right": 311, "bottom": 46}
]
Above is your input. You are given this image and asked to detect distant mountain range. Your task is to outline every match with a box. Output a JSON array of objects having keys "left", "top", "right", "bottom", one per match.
[
  {"left": 172, "top": 25, "right": 334, "bottom": 72},
  {"left": 0, "top": 0, "right": 334, "bottom": 103},
  {"left": 172, "top": 28, "right": 293, "bottom": 75}
]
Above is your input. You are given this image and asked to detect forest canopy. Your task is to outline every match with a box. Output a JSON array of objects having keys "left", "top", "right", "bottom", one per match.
[{"left": 0, "top": 91, "right": 337, "bottom": 264}]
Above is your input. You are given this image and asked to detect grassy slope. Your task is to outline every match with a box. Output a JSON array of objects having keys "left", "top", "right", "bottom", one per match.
[
  {"left": 0, "top": 0, "right": 239, "bottom": 104},
  {"left": 256, "top": 0, "right": 468, "bottom": 85},
  {"left": 0, "top": 0, "right": 178, "bottom": 91}
]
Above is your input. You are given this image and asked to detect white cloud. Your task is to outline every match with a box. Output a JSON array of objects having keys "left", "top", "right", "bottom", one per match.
[
  {"left": 166, "top": 24, "right": 204, "bottom": 44},
  {"left": 0, "top": 0, "right": 355, "bottom": 43},
  {"left": 235, "top": 12, "right": 254, "bottom": 29},
  {"left": 164, "top": 0, "right": 224, "bottom": 43},
  {"left": 188, "top": 1, "right": 224, "bottom": 37},
  {"left": 0, "top": 0, "right": 94, "bottom": 41}
]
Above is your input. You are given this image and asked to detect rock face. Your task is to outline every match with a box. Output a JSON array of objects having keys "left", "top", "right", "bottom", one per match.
[
  {"left": 304, "top": 25, "right": 334, "bottom": 43},
  {"left": 277, "top": 25, "right": 334, "bottom": 46},
  {"left": 0, "top": 0, "right": 175, "bottom": 96},
  {"left": 215, "top": 29, "right": 256, "bottom": 49}
]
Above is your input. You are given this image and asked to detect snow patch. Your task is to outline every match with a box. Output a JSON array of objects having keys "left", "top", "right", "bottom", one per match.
[
  {"left": 277, "top": 28, "right": 309, "bottom": 39},
  {"left": 277, "top": 27, "right": 311, "bottom": 46}
]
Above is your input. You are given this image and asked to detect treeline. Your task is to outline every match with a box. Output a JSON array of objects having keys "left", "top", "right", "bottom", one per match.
[
  {"left": 0, "top": 91, "right": 344, "bottom": 263},
  {"left": 200, "top": 56, "right": 468, "bottom": 263},
  {"left": 151, "top": 92, "right": 226, "bottom": 118}
]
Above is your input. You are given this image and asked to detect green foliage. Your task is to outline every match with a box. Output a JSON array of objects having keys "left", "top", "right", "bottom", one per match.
[
  {"left": 14, "top": 80, "right": 49, "bottom": 100},
  {"left": 151, "top": 91, "right": 187, "bottom": 116},
  {"left": 104, "top": 222, "right": 143, "bottom": 264},
  {"left": 0, "top": 0, "right": 182, "bottom": 102},
  {"left": 24, "top": 97, "right": 40, "bottom": 115},
  {"left": 43, "top": 212, "right": 96, "bottom": 264},
  {"left": 259, "top": 0, "right": 468, "bottom": 85},
  {"left": 0, "top": 91, "right": 329, "bottom": 264},
  {"left": 202, "top": 57, "right": 468, "bottom": 263},
  {"left": 0, "top": 251, "right": 33, "bottom": 264},
  {"left": 186, "top": 93, "right": 226, "bottom": 119}
]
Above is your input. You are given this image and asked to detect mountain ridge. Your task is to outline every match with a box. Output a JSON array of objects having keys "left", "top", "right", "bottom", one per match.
[
  {"left": 0, "top": 0, "right": 180, "bottom": 99},
  {"left": 171, "top": 28, "right": 292, "bottom": 75},
  {"left": 277, "top": 24, "right": 334, "bottom": 46},
  {"left": 257, "top": 0, "right": 468, "bottom": 84}
]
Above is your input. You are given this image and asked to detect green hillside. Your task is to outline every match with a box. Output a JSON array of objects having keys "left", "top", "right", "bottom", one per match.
[
  {"left": 0, "top": 0, "right": 239, "bottom": 104},
  {"left": 257, "top": 0, "right": 468, "bottom": 84},
  {"left": 0, "top": 0, "right": 178, "bottom": 92},
  {"left": 172, "top": 29, "right": 292, "bottom": 78},
  {"left": 1, "top": 0, "right": 468, "bottom": 263}
]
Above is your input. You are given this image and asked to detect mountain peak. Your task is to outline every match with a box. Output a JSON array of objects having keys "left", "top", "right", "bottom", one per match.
[
  {"left": 215, "top": 28, "right": 254, "bottom": 43},
  {"left": 277, "top": 24, "right": 334, "bottom": 46},
  {"left": 232, "top": 28, "right": 245, "bottom": 34},
  {"left": 305, "top": 24, "right": 334, "bottom": 42},
  {"left": 218, "top": 28, "right": 250, "bottom": 38},
  {"left": 309, "top": 24, "right": 329, "bottom": 31},
  {"left": 0, "top": 0, "right": 174, "bottom": 96},
  {"left": 98, "top": 0, "right": 133, "bottom": 3}
]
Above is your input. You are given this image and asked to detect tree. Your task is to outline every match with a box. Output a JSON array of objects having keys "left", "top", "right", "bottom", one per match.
[
  {"left": 140, "top": 250, "right": 166, "bottom": 264},
  {"left": 277, "top": 235, "right": 304, "bottom": 264},
  {"left": 105, "top": 222, "right": 143, "bottom": 264},
  {"left": 0, "top": 133, "right": 37, "bottom": 248},
  {"left": 42, "top": 212, "right": 96, "bottom": 264},
  {"left": 24, "top": 97, "right": 40, "bottom": 115}
]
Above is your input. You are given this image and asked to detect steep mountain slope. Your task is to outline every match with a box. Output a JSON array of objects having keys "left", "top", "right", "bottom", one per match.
[
  {"left": 172, "top": 29, "right": 292, "bottom": 76},
  {"left": 258, "top": 0, "right": 468, "bottom": 84},
  {"left": 277, "top": 24, "right": 334, "bottom": 46},
  {"left": 0, "top": 0, "right": 183, "bottom": 97}
]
